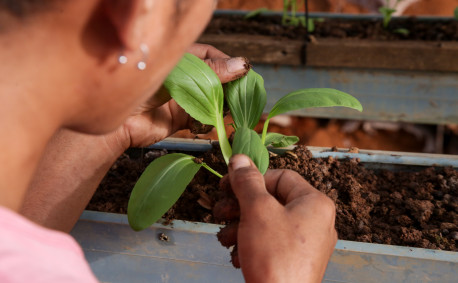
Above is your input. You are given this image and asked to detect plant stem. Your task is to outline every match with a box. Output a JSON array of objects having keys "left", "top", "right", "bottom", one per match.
[
  {"left": 282, "top": 0, "right": 289, "bottom": 25},
  {"left": 202, "top": 163, "right": 223, "bottom": 178},
  {"left": 215, "top": 116, "right": 232, "bottom": 164},
  {"left": 261, "top": 118, "right": 270, "bottom": 145}
]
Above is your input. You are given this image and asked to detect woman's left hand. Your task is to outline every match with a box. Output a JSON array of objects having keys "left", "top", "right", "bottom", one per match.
[{"left": 108, "top": 43, "right": 249, "bottom": 150}]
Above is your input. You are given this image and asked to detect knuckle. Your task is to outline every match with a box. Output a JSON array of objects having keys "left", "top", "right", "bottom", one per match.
[
  {"left": 200, "top": 43, "right": 212, "bottom": 50},
  {"left": 249, "top": 195, "right": 277, "bottom": 216},
  {"left": 207, "top": 59, "right": 226, "bottom": 77},
  {"left": 280, "top": 169, "right": 311, "bottom": 187},
  {"left": 317, "top": 194, "right": 337, "bottom": 219},
  {"left": 231, "top": 167, "right": 263, "bottom": 186},
  {"left": 282, "top": 169, "right": 301, "bottom": 179}
]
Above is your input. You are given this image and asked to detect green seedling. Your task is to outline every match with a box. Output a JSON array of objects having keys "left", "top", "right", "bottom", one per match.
[
  {"left": 127, "top": 53, "right": 363, "bottom": 231},
  {"left": 379, "top": 6, "right": 396, "bottom": 28},
  {"left": 379, "top": 0, "right": 409, "bottom": 35},
  {"left": 282, "top": 0, "right": 316, "bottom": 32}
]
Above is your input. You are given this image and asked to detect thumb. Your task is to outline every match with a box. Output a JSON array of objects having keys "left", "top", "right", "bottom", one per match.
[
  {"left": 204, "top": 57, "right": 250, "bottom": 83},
  {"left": 228, "top": 155, "right": 270, "bottom": 214}
]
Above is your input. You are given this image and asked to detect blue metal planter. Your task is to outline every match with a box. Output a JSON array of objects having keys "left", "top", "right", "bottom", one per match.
[
  {"left": 73, "top": 211, "right": 457, "bottom": 283},
  {"left": 256, "top": 65, "right": 458, "bottom": 125},
  {"left": 72, "top": 139, "right": 458, "bottom": 283}
]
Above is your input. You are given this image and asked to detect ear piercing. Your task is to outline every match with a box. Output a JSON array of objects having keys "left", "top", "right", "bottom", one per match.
[
  {"left": 118, "top": 46, "right": 128, "bottom": 64},
  {"left": 118, "top": 55, "right": 128, "bottom": 65},
  {"left": 118, "top": 44, "right": 149, "bottom": 71},
  {"left": 137, "top": 44, "right": 149, "bottom": 71}
]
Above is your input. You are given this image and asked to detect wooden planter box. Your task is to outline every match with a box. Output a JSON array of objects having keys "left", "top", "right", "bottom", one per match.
[
  {"left": 71, "top": 139, "right": 458, "bottom": 283},
  {"left": 200, "top": 12, "right": 458, "bottom": 72},
  {"left": 200, "top": 34, "right": 458, "bottom": 72}
]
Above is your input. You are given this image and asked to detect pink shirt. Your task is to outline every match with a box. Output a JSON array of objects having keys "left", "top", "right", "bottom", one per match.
[{"left": 0, "top": 206, "right": 98, "bottom": 283}]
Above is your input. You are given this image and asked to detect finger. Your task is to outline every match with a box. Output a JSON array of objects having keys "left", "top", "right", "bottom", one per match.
[
  {"left": 263, "top": 169, "right": 318, "bottom": 205},
  {"left": 228, "top": 155, "right": 271, "bottom": 214},
  {"left": 166, "top": 100, "right": 194, "bottom": 132},
  {"left": 187, "top": 43, "right": 230, "bottom": 59},
  {"left": 204, "top": 57, "right": 250, "bottom": 83}
]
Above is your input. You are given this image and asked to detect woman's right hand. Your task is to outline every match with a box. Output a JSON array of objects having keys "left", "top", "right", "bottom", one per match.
[
  {"left": 224, "top": 154, "right": 337, "bottom": 283},
  {"left": 105, "top": 44, "right": 249, "bottom": 152}
]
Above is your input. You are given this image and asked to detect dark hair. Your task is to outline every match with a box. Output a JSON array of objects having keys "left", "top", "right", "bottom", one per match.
[{"left": 0, "top": 0, "right": 52, "bottom": 17}]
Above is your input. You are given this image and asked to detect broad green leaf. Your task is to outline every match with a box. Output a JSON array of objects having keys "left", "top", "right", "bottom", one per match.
[
  {"left": 232, "top": 127, "right": 269, "bottom": 174},
  {"left": 164, "top": 53, "right": 223, "bottom": 127},
  {"left": 264, "top": 133, "right": 299, "bottom": 147},
  {"left": 225, "top": 70, "right": 266, "bottom": 129},
  {"left": 267, "top": 88, "right": 362, "bottom": 120},
  {"left": 164, "top": 53, "right": 231, "bottom": 164},
  {"left": 128, "top": 153, "right": 202, "bottom": 231}
]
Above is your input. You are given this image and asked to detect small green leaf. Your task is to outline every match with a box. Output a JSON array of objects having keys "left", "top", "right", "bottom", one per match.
[
  {"left": 379, "top": 7, "right": 396, "bottom": 28},
  {"left": 267, "top": 88, "right": 362, "bottom": 120},
  {"left": 164, "top": 53, "right": 223, "bottom": 127},
  {"left": 128, "top": 153, "right": 202, "bottom": 231},
  {"left": 454, "top": 7, "right": 458, "bottom": 20},
  {"left": 225, "top": 70, "right": 266, "bottom": 129},
  {"left": 264, "top": 133, "right": 299, "bottom": 147},
  {"left": 232, "top": 127, "right": 269, "bottom": 174},
  {"left": 394, "top": 28, "right": 409, "bottom": 35},
  {"left": 245, "top": 7, "right": 269, "bottom": 19}
]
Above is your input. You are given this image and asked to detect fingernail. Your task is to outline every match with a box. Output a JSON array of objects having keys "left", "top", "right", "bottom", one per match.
[
  {"left": 226, "top": 57, "right": 248, "bottom": 73},
  {"left": 230, "top": 155, "right": 251, "bottom": 171}
]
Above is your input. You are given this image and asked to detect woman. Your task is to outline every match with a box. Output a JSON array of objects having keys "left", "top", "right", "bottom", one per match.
[{"left": 0, "top": 1, "right": 337, "bottom": 282}]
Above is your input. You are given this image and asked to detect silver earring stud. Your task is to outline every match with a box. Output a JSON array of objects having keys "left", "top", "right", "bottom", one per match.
[
  {"left": 137, "top": 44, "right": 149, "bottom": 71},
  {"left": 118, "top": 48, "right": 127, "bottom": 64},
  {"left": 118, "top": 55, "right": 127, "bottom": 64}
]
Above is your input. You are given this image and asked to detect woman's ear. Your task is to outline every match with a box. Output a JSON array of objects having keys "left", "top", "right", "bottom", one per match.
[{"left": 103, "top": 0, "right": 154, "bottom": 50}]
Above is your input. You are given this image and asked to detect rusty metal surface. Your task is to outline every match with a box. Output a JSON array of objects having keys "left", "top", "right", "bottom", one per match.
[
  {"left": 72, "top": 211, "right": 457, "bottom": 283},
  {"left": 254, "top": 64, "right": 458, "bottom": 125}
]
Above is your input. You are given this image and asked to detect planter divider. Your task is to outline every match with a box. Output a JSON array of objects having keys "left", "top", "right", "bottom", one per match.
[{"left": 151, "top": 138, "right": 458, "bottom": 168}]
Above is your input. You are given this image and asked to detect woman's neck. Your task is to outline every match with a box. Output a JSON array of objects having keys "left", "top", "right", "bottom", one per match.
[
  {"left": 0, "top": 17, "right": 81, "bottom": 211},
  {"left": 0, "top": 91, "right": 61, "bottom": 211}
]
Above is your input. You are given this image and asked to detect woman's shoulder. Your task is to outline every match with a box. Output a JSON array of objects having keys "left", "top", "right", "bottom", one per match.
[{"left": 0, "top": 206, "right": 98, "bottom": 283}]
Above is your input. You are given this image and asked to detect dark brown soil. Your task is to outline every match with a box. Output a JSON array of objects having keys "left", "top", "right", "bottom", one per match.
[
  {"left": 87, "top": 146, "right": 458, "bottom": 251},
  {"left": 205, "top": 14, "right": 458, "bottom": 41}
]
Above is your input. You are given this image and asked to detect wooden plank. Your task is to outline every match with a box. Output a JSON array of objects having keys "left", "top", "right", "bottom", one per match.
[
  {"left": 307, "top": 38, "right": 458, "bottom": 72},
  {"left": 198, "top": 34, "right": 304, "bottom": 66},
  {"left": 198, "top": 34, "right": 458, "bottom": 72}
]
